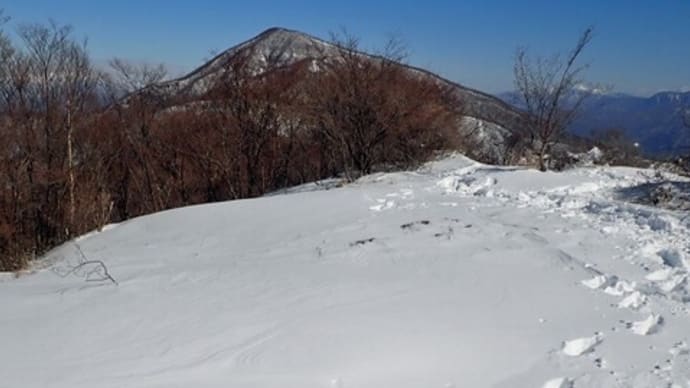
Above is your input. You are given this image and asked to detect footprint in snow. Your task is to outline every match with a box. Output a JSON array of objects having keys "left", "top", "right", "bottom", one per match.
[
  {"left": 522, "top": 230, "right": 549, "bottom": 245},
  {"left": 669, "top": 341, "right": 689, "bottom": 357},
  {"left": 562, "top": 333, "right": 604, "bottom": 356},
  {"left": 349, "top": 238, "right": 375, "bottom": 247},
  {"left": 400, "top": 220, "right": 431, "bottom": 231},
  {"left": 594, "top": 357, "right": 608, "bottom": 369}
]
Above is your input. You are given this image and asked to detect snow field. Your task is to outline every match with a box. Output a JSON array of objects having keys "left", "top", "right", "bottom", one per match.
[{"left": 1, "top": 154, "right": 689, "bottom": 388}]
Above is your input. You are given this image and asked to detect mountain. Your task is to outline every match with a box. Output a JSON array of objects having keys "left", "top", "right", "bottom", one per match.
[
  {"left": 573, "top": 91, "right": 690, "bottom": 156},
  {"left": 499, "top": 90, "right": 690, "bottom": 156},
  {"left": 145, "top": 27, "right": 527, "bottom": 163}
]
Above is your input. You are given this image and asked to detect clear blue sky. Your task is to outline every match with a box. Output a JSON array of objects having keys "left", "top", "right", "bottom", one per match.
[{"left": 2, "top": 0, "right": 689, "bottom": 96}]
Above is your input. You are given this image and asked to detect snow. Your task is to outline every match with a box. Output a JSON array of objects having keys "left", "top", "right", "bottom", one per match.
[
  {"left": 542, "top": 377, "right": 573, "bottom": 388},
  {"left": 581, "top": 274, "right": 614, "bottom": 289},
  {"left": 618, "top": 291, "right": 647, "bottom": 310},
  {"left": 568, "top": 147, "right": 603, "bottom": 167},
  {"left": 459, "top": 116, "right": 514, "bottom": 164},
  {"left": 1, "top": 154, "right": 690, "bottom": 388}
]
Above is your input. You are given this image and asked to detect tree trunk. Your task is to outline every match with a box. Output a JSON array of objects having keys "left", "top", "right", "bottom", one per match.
[
  {"left": 537, "top": 142, "right": 548, "bottom": 172},
  {"left": 66, "top": 99, "right": 75, "bottom": 235}
]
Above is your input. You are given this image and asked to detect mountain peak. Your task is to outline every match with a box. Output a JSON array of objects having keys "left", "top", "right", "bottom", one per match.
[
  {"left": 255, "top": 27, "right": 305, "bottom": 39},
  {"left": 242, "top": 26, "right": 330, "bottom": 56}
]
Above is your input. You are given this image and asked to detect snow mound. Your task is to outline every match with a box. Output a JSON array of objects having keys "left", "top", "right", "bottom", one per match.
[
  {"left": 437, "top": 175, "right": 497, "bottom": 196},
  {"left": 630, "top": 314, "right": 664, "bottom": 336},
  {"left": 581, "top": 274, "right": 615, "bottom": 289},
  {"left": 618, "top": 291, "right": 647, "bottom": 310},
  {"left": 562, "top": 333, "right": 603, "bottom": 356}
]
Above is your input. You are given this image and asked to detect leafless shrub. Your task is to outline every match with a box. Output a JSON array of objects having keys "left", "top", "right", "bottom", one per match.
[{"left": 513, "top": 27, "right": 595, "bottom": 171}]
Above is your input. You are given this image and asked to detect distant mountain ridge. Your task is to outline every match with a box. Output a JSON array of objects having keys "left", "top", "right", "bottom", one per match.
[{"left": 499, "top": 90, "right": 690, "bottom": 156}]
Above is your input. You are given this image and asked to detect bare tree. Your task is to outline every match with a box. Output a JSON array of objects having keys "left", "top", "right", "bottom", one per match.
[
  {"left": 14, "top": 22, "right": 101, "bottom": 242},
  {"left": 0, "top": 10, "right": 12, "bottom": 86},
  {"left": 63, "top": 38, "right": 99, "bottom": 234},
  {"left": 106, "top": 58, "right": 169, "bottom": 213},
  {"left": 514, "top": 27, "right": 594, "bottom": 171},
  {"left": 205, "top": 48, "right": 292, "bottom": 198},
  {"left": 0, "top": 9, "right": 24, "bottom": 271},
  {"left": 680, "top": 108, "right": 690, "bottom": 174},
  {"left": 107, "top": 58, "right": 167, "bottom": 97}
]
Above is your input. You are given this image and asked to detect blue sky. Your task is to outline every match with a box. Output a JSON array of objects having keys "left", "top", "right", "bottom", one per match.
[{"left": 2, "top": 0, "right": 689, "bottom": 96}]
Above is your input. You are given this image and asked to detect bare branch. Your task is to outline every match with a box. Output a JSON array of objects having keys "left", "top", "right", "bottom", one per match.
[
  {"left": 513, "top": 27, "right": 595, "bottom": 171},
  {"left": 108, "top": 58, "right": 168, "bottom": 94},
  {"left": 53, "top": 242, "right": 118, "bottom": 285}
]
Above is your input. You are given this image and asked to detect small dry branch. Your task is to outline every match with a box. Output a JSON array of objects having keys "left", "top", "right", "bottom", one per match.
[{"left": 54, "top": 242, "right": 118, "bottom": 285}]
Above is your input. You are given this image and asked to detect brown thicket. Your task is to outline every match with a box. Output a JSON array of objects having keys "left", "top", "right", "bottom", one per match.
[
  {"left": 0, "top": 18, "right": 464, "bottom": 271},
  {"left": 308, "top": 33, "right": 462, "bottom": 180}
]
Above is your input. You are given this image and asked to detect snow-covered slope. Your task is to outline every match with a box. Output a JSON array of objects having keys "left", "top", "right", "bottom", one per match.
[{"left": 2, "top": 156, "right": 690, "bottom": 388}]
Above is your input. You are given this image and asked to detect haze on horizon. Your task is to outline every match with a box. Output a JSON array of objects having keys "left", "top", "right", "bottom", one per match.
[{"left": 1, "top": 0, "right": 689, "bottom": 96}]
